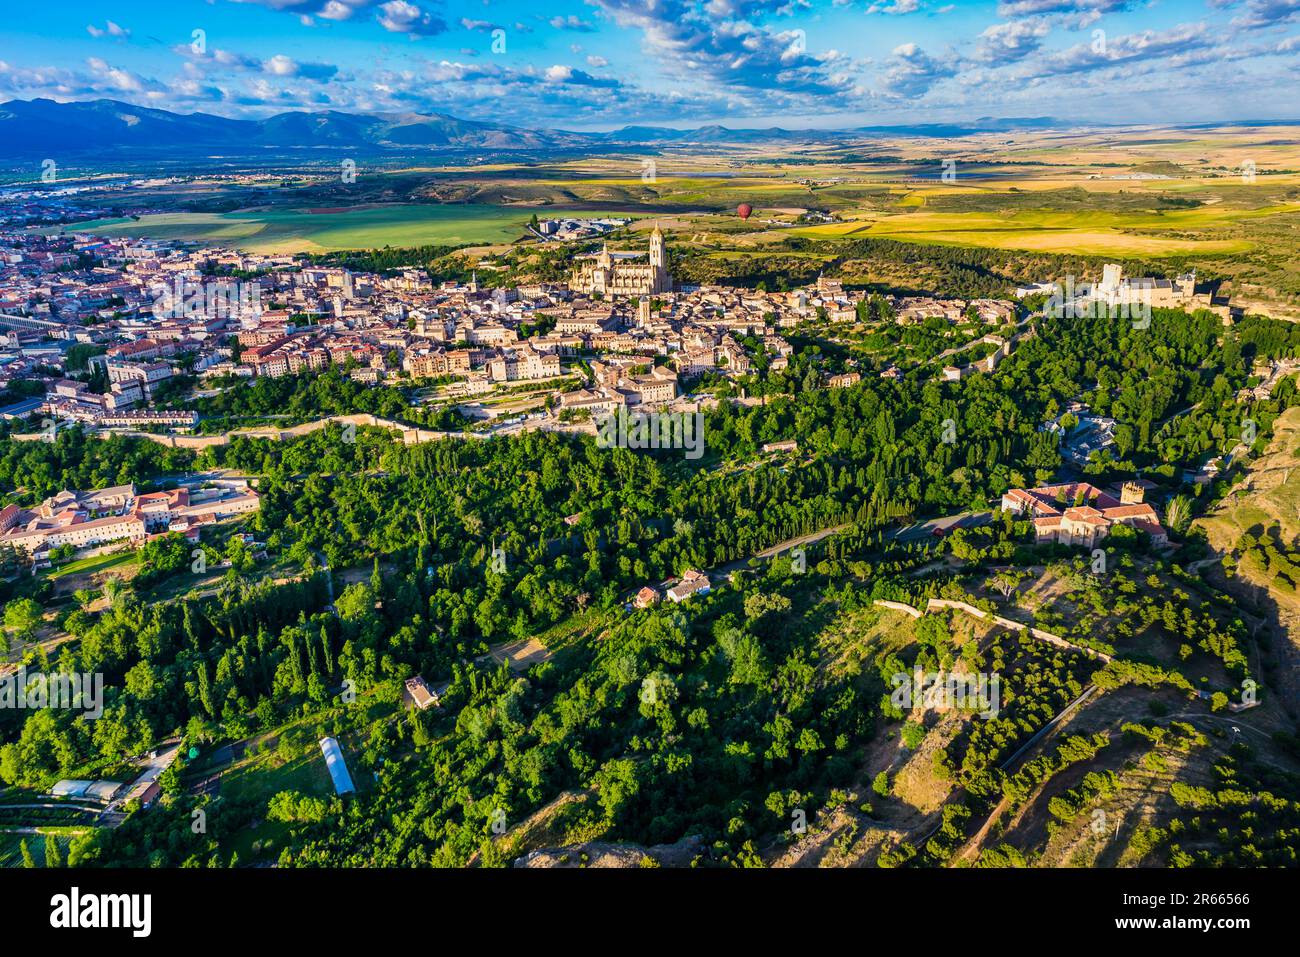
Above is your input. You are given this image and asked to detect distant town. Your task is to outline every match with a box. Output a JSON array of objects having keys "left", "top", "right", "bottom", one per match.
[{"left": 7, "top": 224, "right": 1249, "bottom": 445}]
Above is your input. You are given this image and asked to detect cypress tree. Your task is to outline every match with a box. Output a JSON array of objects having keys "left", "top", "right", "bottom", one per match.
[{"left": 44, "top": 835, "right": 62, "bottom": 868}]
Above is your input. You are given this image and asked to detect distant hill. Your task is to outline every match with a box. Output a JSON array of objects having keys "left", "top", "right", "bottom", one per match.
[
  {"left": 596, "top": 124, "right": 842, "bottom": 144},
  {"left": 0, "top": 98, "right": 594, "bottom": 157},
  {"left": 851, "top": 117, "right": 1062, "bottom": 138},
  {"left": 0, "top": 98, "right": 254, "bottom": 154},
  {"left": 0, "top": 98, "right": 1067, "bottom": 158}
]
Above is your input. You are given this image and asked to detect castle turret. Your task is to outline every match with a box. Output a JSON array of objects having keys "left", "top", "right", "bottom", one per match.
[
  {"left": 1100, "top": 263, "right": 1122, "bottom": 293},
  {"left": 1120, "top": 481, "right": 1145, "bottom": 505}
]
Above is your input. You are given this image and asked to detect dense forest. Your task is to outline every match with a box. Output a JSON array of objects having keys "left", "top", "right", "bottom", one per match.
[
  {"left": 2, "top": 304, "right": 1298, "bottom": 869},
  {"left": 194, "top": 367, "right": 466, "bottom": 431}
]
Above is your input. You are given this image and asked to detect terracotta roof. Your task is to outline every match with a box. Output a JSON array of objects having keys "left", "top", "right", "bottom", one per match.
[{"left": 1100, "top": 504, "right": 1157, "bottom": 519}]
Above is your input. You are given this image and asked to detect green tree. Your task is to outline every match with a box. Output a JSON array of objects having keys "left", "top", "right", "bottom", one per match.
[
  {"left": 901, "top": 721, "right": 926, "bottom": 749},
  {"left": 3, "top": 598, "right": 43, "bottom": 642},
  {"left": 872, "top": 771, "right": 891, "bottom": 798},
  {"left": 1164, "top": 495, "right": 1193, "bottom": 536}
]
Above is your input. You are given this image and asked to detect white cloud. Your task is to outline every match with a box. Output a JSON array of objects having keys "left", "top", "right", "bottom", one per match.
[
  {"left": 977, "top": 18, "right": 1052, "bottom": 64},
  {"left": 550, "top": 15, "right": 597, "bottom": 31},
  {"left": 876, "top": 42, "right": 957, "bottom": 97},
  {"left": 86, "top": 21, "right": 131, "bottom": 39},
  {"left": 377, "top": 1, "right": 448, "bottom": 36},
  {"left": 867, "top": 0, "right": 920, "bottom": 14}
]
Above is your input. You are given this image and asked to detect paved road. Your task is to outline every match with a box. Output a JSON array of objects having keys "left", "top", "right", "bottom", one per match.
[
  {"left": 890, "top": 510, "right": 993, "bottom": 543},
  {"left": 711, "top": 523, "right": 851, "bottom": 578},
  {"left": 0, "top": 802, "right": 104, "bottom": 815},
  {"left": 682, "top": 507, "right": 993, "bottom": 585},
  {"left": 1153, "top": 401, "right": 1201, "bottom": 433}
]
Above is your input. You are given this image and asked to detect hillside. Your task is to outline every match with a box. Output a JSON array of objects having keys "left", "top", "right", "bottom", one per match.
[
  {"left": 1197, "top": 404, "right": 1300, "bottom": 576},
  {"left": 1195, "top": 403, "right": 1300, "bottom": 713}
]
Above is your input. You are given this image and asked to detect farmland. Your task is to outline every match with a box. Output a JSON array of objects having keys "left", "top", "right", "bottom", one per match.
[
  {"left": 58, "top": 203, "right": 598, "bottom": 253},
  {"left": 39, "top": 123, "right": 1300, "bottom": 317}
]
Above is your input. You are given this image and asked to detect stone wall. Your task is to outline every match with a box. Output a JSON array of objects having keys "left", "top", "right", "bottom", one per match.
[{"left": 873, "top": 597, "right": 1113, "bottom": 663}]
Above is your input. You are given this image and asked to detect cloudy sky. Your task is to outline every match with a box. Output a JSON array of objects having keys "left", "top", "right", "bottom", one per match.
[{"left": 0, "top": 0, "right": 1295, "bottom": 128}]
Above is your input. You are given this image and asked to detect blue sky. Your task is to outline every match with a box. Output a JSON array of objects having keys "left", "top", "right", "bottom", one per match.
[{"left": 0, "top": 0, "right": 1295, "bottom": 128}]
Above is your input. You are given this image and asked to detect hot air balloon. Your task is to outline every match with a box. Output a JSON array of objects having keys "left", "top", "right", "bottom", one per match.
[{"left": 737, "top": 203, "right": 753, "bottom": 220}]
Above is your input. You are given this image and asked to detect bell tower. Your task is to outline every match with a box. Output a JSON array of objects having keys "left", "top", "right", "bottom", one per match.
[
  {"left": 1120, "top": 481, "right": 1145, "bottom": 505},
  {"left": 649, "top": 224, "right": 667, "bottom": 292}
]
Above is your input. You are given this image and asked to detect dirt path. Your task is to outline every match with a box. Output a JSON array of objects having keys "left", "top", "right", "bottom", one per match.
[{"left": 486, "top": 637, "right": 553, "bottom": 672}]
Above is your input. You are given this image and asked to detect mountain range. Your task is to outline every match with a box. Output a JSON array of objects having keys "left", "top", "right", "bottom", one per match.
[{"left": 0, "top": 98, "right": 1074, "bottom": 159}]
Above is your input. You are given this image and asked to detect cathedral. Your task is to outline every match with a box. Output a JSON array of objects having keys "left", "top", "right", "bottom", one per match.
[{"left": 570, "top": 226, "right": 672, "bottom": 297}]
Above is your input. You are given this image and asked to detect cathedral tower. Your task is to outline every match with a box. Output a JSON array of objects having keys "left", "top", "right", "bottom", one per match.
[{"left": 649, "top": 224, "right": 665, "bottom": 273}]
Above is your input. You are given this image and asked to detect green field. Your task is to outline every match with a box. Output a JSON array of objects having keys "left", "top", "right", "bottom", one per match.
[
  {"left": 44, "top": 549, "right": 138, "bottom": 582},
  {"left": 60, "top": 204, "right": 598, "bottom": 253},
  {"left": 784, "top": 202, "right": 1295, "bottom": 257}
]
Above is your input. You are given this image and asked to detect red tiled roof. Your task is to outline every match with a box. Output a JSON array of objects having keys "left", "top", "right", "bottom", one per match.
[{"left": 1100, "top": 504, "right": 1157, "bottom": 519}]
